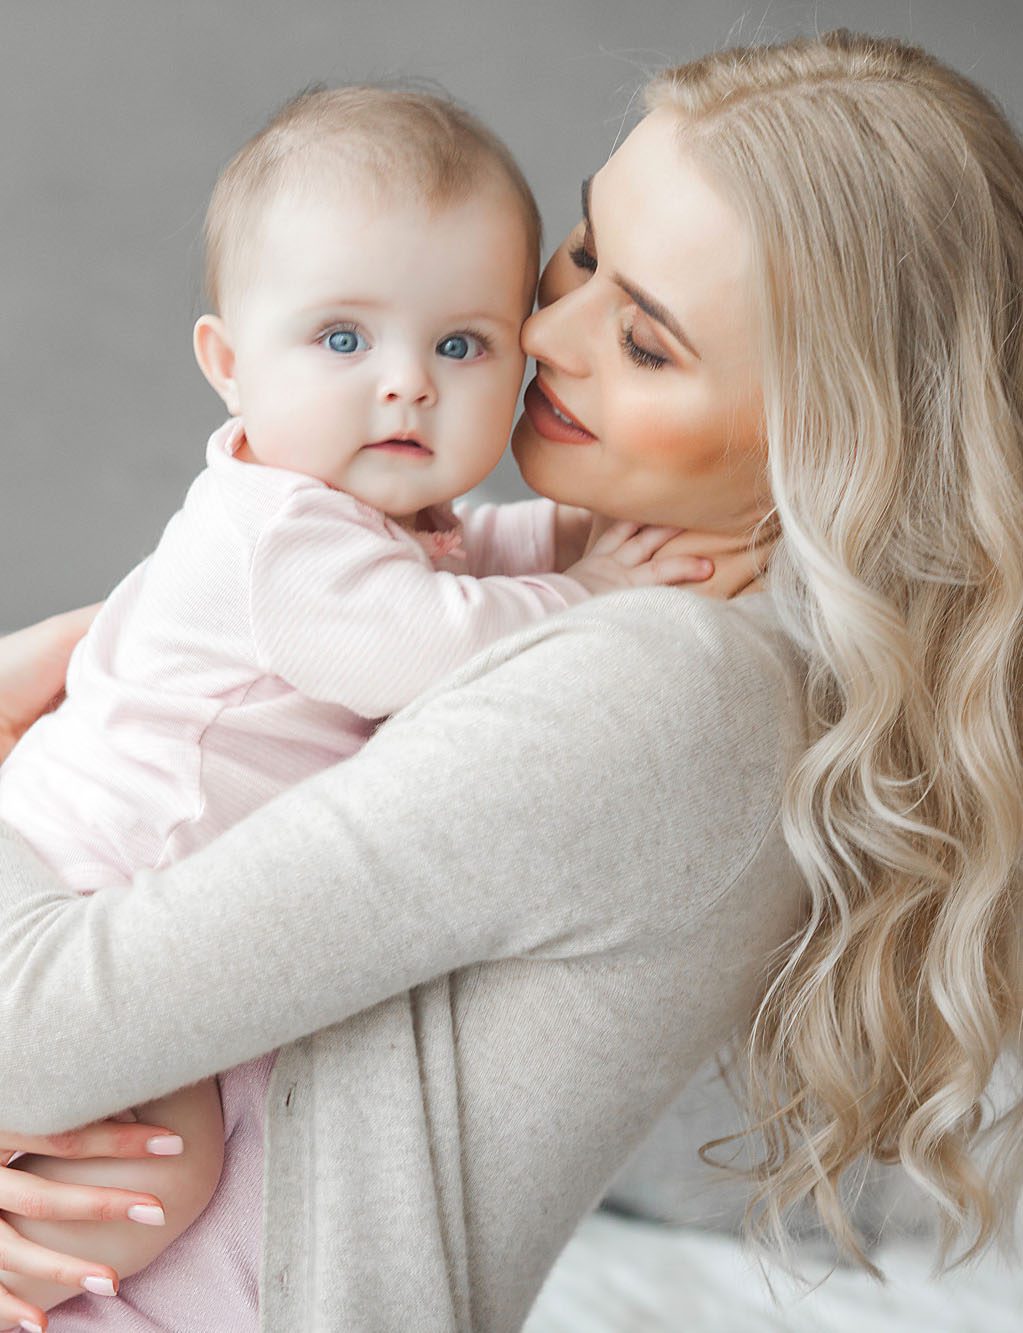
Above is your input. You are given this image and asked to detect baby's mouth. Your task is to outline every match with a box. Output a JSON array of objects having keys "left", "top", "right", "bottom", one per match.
[{"left": 362, "top": 435, "right": 433, "bottom": 455}]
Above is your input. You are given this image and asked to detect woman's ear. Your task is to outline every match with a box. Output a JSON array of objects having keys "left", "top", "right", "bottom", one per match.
[{"left": 193, "top": 315, "right": 241, "bottom": 416}]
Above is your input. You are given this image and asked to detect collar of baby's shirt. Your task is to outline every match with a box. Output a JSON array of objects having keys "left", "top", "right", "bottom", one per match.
[
  {"left": 372, "top": 501, "right": 467, "bottom": 563},
  {"left": 205, "top": 418, "right": 333, "bottom": 496},
  {"left": 206, "top": 416, "right": 246, "bottom": 465}
]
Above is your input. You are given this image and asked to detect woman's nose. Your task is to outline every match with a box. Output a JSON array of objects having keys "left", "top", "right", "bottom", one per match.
[
  {"left": 377, "top": 353, "right": 437, "bottom": 407},
  {"left": 520, "top": 283, "right": 592, "bottom": 378}
]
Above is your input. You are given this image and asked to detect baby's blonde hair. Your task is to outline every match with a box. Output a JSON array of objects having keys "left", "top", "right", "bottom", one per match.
[
  {"left": 202, "top": 85, "right": 542, "bottom": 316},
  {"left": 646, "top": 30, "right": 1023, "bottom": 1274}
]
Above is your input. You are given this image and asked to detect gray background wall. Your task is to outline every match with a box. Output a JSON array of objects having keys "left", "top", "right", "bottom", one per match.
[{"left": 1, "top": 0, "right": 1020, "bottom": 628}]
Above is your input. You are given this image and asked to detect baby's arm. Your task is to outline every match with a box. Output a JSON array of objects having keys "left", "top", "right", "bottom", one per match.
[
  {"left": 0, "top": 1079, "right": 224, "bottom": 1322},
  {"left": 251, "top": 490, "right": 708, "bottom": 719},
  {"left": 454, "top": 497, "right": 592, "bottom": 577}
]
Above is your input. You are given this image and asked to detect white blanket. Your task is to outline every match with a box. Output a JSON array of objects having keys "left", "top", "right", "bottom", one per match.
[{"left": 526, "top": 1211, "right": 1023, "bottom": 1332}]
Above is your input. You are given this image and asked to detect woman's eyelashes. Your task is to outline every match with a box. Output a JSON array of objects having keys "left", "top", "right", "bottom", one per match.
[
  {"left": 566, "top": 233, "right": 667, "bottom": 370},
  {"left": 568, "top": 241, "right": 597, "bottom": 273},
  {"left": 620, "top": 325, "right": 668, "bottom": 370}
]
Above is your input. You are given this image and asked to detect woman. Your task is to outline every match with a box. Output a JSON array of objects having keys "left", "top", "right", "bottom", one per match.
[{"left": 1, "top": 27, "right": 1021, "bottom": 1332}]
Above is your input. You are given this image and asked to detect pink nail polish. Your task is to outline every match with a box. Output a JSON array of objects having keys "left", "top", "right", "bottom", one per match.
[
  {"left": 81, "top": 1276, "right": 116, "bottom": 1296},
  {"left": 145, "top": 1134, "right": 183, "bottom": 1155},
  {"left": 127, "top": 1203, "right": 165, "bottom": 1226}
]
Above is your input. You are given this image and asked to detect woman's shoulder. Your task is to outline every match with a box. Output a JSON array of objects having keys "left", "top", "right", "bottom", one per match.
[
  {"left": 396, "top": 586, "right": 807, "bottom": 807},
  {"left": 562, "top": 585, "right": 803, "bottom": 678},
  {"left": 427, "top": 585, "right": 804, "bottom": 726},
  {"left": 380, "top": 584, "right": 807, "bottom": 956}
]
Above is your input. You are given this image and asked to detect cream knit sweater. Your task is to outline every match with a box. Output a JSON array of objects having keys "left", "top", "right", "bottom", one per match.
[{"left": 0, "top": 587, "right": 808, "bottom": 1331}]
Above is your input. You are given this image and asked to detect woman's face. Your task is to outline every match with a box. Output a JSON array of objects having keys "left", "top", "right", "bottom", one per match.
[{"left": 512, "top": 108, "right": 770, "bottom": 533}]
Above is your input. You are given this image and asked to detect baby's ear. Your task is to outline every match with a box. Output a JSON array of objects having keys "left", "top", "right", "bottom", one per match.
[{"left": 193, "top": 315, "right": 241, "bottom": 416}]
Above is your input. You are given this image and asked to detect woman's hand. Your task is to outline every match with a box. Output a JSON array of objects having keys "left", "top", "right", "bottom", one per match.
[
  {"left": 0, "top": 606, "right": 100, "bottom": 763},
  {"left": 583, "top": 515, "right": 778, "bottom": 601},
  {"left": 0, "top": 1116, "right": 180, "bottom": 1332}
]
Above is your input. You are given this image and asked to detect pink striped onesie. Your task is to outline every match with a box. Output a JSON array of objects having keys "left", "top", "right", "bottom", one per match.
[{"left": 0, "top": 416, "right": 589, "bottom": 1330}]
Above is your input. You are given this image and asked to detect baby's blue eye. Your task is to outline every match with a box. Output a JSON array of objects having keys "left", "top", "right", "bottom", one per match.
[
  {"left": 437, "top": 333, "right": 485, "bottom": 360},
  {"left": 326, "top": 329, "right": 369, "bottom": 354}
]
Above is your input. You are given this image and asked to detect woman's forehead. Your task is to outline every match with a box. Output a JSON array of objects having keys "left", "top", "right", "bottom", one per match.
[{"left": 591, "top": 110, "right": 757, "bottom": 365}]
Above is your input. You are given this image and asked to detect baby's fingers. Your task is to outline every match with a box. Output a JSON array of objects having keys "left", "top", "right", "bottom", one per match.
[
  {"left": 585, "top": 520, "right": 642, "bottom": 557},
  {"left": 597, "top": 524, "right": 686, "bottom": 566},
  {"left": 631, "top": 555, "right": 715, "bottom": 588}
]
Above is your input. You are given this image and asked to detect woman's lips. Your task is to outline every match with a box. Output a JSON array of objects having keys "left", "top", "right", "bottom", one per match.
[{"left": 523, "top": 376, "right": 596, "bottom": 444}]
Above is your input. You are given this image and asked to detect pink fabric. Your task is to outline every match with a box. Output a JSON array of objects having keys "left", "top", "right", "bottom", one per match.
[
  {"left": 0, "top": 418, "right": 579, "bottom": 1328},
  {"left": 47, "top": 1053, "right": 275, "bottom": 1332},
  {"left": 0, "top": 418, "right": 584, "bottom": 890}
]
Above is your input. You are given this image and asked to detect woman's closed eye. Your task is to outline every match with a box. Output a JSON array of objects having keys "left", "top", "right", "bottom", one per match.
[
  {"left": 620, "top": 322, "right": 668, "bottom": 370},
  {"left": 565, "top": 223, "right": 666, "bottom": 370}
]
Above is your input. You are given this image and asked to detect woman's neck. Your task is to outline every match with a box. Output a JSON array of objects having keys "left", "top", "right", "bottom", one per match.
[{"left": 586, "top": 512, "right": 777, "bottom": 601}]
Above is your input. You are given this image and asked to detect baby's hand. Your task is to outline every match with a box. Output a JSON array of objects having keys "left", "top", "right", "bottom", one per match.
[{"left": 565, "top": 521, "right": 714, "bottom": 595}]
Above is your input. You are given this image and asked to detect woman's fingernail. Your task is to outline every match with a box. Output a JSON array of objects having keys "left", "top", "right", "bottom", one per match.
[
  {"left": 127, "top": 1203, "right": 166, "bottom": 1226},
  {"left": 698, "top": 560, "right": 714, "bottom": 574},
  {"left": 81, "top": 1276, "right": 117, "bottom": 1296},
  {"left": 20, "top": 1320, "right": 44, "bottom": 1332},
  {"left": 145, "top": 1134, "right": 183, "bottom": 1155}
]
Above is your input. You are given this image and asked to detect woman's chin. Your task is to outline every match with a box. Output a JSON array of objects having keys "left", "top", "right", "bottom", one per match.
[{"left": 511, "top": 420, "right": 584, "bottom": 505}]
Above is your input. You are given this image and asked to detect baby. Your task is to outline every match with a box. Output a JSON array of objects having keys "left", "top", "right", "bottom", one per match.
[{"left": 0, "top": 87, "right": 703, "bottom": 1324}]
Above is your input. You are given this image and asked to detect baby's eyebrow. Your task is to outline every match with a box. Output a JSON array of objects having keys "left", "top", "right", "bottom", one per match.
[
  {"left": 298, "top": 296, "right": 387, "bottom": 317},
  {"left": 448, "top": 312, "right": 521, "bottom": 330},
  {"left": 297, "top": 300, "right": 518, "bottom": 329}
]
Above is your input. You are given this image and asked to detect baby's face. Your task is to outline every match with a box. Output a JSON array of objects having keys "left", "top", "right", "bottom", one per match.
[{"left": 219, "top": 182, "right": 534, "bottom": 518}]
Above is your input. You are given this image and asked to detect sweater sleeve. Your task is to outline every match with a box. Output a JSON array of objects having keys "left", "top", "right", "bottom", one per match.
[
  {"left": 453, "top": 498, "right": 558, "bottom": 577},
  {"left": 0, "top": 594, "right": 796, "bottom": 1134},
  {"left": 250, "top": 489, "right": 589, "bottom": 717}
]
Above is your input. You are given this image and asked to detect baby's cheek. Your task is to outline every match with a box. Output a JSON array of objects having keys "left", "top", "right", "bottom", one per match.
[{"left": 246, "top": 398, "right": 337, "bottom": 476}]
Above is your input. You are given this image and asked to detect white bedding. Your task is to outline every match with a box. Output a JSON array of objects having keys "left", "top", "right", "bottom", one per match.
[{"left": 525, "top": 1210, "right": 1023, "bottom": 1332}]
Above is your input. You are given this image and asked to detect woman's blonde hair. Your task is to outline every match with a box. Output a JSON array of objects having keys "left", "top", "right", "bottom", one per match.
[{"left": 646, "top": 30, "right": 1023, "bottom": 1274}]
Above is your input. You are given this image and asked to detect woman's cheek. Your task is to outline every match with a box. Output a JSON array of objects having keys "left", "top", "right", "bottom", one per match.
[{"left": 610, "top": 382, "right": 724, "bottom": 478}]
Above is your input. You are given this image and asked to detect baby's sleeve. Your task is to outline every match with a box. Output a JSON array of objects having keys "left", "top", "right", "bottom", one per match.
[
  {"left": 249, "top": 489, "right": 589, "bottom": 718},
  {"left": 454, "top": 498, "right": 558, "bottom": 577}
]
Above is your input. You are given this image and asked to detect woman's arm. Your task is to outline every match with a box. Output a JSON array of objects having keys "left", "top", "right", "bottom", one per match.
[
  {"left": 0, "top": 606, "right": 100, "bottom": 761},
  {"left": 0, "top": 592, "right": 793, "bottom": 1134}
]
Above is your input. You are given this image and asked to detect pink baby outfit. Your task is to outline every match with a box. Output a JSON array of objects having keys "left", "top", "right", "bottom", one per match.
[
  {"left": 0, "top": 418, "right": 587, "bottom": 892},
  {"left": 0, "top": 417, "right": 588, "bottom": 1330}
]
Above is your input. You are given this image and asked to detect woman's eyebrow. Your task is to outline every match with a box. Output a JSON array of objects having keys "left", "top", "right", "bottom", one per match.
[
  {"left": 581, "top": 176, "right": 702, "bottom": 362},
  {"left": 616, "top": 279, "right": 702, "bottom": 361}
]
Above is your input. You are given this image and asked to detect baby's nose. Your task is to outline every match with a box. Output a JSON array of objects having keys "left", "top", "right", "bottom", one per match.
[{"left": 378, "top": 355, "right": 437, "bottom": 406}]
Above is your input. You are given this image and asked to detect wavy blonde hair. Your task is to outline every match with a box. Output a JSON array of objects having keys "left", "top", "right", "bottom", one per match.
[{"left": 646, "top": 30, "right": 1023, "bottom": 1273}]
